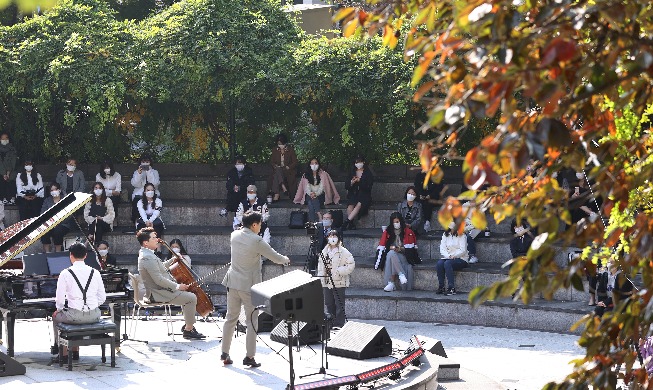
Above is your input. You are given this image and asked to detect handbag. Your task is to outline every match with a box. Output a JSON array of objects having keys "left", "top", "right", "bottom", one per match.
[
  {"left": 405, "top": 247, "right": 422, "bottom": 265},
  {"left": 288, "top": 210, "right": 308, "bottom": 229}
]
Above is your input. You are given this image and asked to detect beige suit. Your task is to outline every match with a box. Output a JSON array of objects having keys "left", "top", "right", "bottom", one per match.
[
  {"left": 138, "top": 247, "right": 197, "bottom": 326},
  {"left": 222, "top": 227, "right": 289, "bottom": 358}
]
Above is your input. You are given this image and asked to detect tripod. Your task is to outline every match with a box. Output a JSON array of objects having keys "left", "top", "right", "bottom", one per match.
[
  {"left": 299, "top": 314, "right": 337, "bottom": 379},
  {"left": 304, "top": 233, "right": 319, "bottom": 276},
  {"left": 285, "top": 319, "right": 297, "bottom": 390}
]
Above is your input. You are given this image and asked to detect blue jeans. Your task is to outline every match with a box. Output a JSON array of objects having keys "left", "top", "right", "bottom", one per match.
[
  {"left": 305, "top": 194, "right": 323, "bottom": 222},
  {"left": 466, "top": 234, "right": 476, "bottom": 256},
  {"left": 436, "top": 258, "right": 468, "bottom": 289}
]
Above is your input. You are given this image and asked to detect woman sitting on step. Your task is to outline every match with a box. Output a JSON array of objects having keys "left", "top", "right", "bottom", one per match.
[
  {"left": 83, "top": 182, "right": 115, "bottom": 244},
  {"left": 136, "top": 182, "right": 165, "bottom": 239},
  {"left": 342, "top": 154, "right": 374, "bottom": 231},
  {"left": 375, "top": 212, "right": 416, "bottom": 292},
  {"left": 436, "top": 222, "right": 469, "bottom": 296},
  {"left": 397, "top": 186, "right": 423, "bottom": 235},
  {"left": 166, "top": 238, "right": 192, "bottom": 268}
]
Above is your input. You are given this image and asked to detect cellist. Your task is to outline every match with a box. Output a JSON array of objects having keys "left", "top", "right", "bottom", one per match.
[{"left": 136, "top": 227, "right": 206, "bottom": 340}]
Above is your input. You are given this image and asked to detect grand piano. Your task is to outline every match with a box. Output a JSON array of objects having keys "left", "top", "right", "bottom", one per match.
[{"left": 0, "top": 192, "right": 132, "bottom": 374}]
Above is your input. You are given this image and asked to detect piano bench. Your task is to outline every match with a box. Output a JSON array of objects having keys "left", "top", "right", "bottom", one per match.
[{"left": 56, "top": 319, "right": 116, "bottom": 371}]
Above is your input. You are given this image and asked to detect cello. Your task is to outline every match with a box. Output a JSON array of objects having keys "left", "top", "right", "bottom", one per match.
[{"left": 158, "top": 239, "right": 214, "bottom": 318}]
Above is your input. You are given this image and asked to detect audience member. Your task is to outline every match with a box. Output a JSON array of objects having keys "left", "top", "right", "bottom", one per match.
[
  {"left": 234, "top": 184, "right": 270, "bottom": 244},
  {"left": 96, "top": 159, "right": 122, "bottom": 207},
  {"left": 343, "top": 154, "right": 374, "bottom": 231},
  {"left": 397, "top": 186, "right": 423, "bottom": 235},
  {"left": 436, "top": 222, "right": 469, "bottom": 295},
  {"left": 375, "top": 212, "right": 416, "bottom": 292},
  {"left": 318, "top": 230, "right": 355, "bottom": 329},
  {"left": 83, "top": 182, "right": 115, "bottom": 244},
  {"left": 413, "top": 170, "right": 444, "bottom": 232},
  {"left": 0, "top": 132, "right": 17, "bottom": 204},
  {"left": 96, "top": 240, "right": 117, "bottom": 268},
  {"left": 166, "top": 238, "right": 192, "bottom": 268},
  {"left": 462, "top": 201, "right": 480, "bottom": 263},
  {"left": 509, "top": 219, "right": 534, "bottom": 260},
  {"left": 136, "top": 182, "right": 165, "bottom": 239},
  {"left": 55, "top": 158, "right": 85, "bottom": 195},
  {"left": 16, "top": 158, "right": 44, "bottom": 220},
  {"left": 594, "top": 261, "right": 634, "bottom": 318},
  {"left": 130, "top": 154, "right": 160, "bottom": 225},
  {"left": 316, "top": 211, "right": 343, "bottom": 250},
  {"left": 293, "top": 158, "right": 340, "bottom": 222},
  {"left": 268, "top": 133, "right": 298, "bottom": 201},
  {"left": 223, "top": 155, "right": 255, "bottom": 217},
  {"left": 40, "top": 183, "right": 73, "bottom": 252}
]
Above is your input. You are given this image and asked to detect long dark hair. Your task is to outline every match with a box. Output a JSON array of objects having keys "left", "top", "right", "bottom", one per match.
[
  {"left": 386, "top": 212, "right": 406, "bottom": 248},
  {"left": 304, "top": 157, "right": 322, "bottom": 185},
  {"left": 19, "top": 159, "right": 38, "bottom": 186},
  {"left": 141, "top": 182, "right": 158, "bottom": 208},
  {"left": 166, "top": 238, "right": 189, "bottom": 259},
  {"left": 91, "top": 181, "right": 107, "bottom": 204},
  {"left": 99, "top": 160, "right": 115, "bottom": 179}
]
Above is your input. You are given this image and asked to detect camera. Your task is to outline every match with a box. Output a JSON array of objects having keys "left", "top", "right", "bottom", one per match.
[{"left": 305, "top": 221, "right": 319, "bottom": 236}]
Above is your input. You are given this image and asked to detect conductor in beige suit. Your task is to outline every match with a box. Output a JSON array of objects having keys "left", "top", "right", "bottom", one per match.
[
  {"left": 136, "top": 227, "right": 206, "bottom": 340},
  {"left": 220, "top": 210, "right": 290, "bottom": 367}
]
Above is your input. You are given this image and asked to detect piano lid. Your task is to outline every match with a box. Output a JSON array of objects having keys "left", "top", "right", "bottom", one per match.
[{"left": 0, "top": 192, "right": 92, "bottom": 268}]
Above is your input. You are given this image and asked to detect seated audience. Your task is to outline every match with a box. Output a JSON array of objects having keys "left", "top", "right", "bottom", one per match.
[
  {"left": 594, "top": 261, "right": 634, "bottom": 318},
  {"left": 0, "top": 132, "right": 17, "bottom": 205},
  {"left": 462, "top": 201, "right": 481, "bottom": 263},
  {"left": 293, "top": 158, "right": 340, "bottom": 222},
  {"left": 136, "top": 182, "right": 165, "bottom": 239},
  {"left": 96, "top": 159, "right": 122, "bottom": 207},
  {"left": 343, "top": 154, "right": 374, "bottom": 230},
  {"left": 397, "top": 186, "right": 423, "bottom": 235},
  {"left": 413, "top": 170, "right": 444, "bottom": 232},
  {"left": 16, "top": 158, "right": 44, "bottom": 220},
  {"left": 83, "top": 182, "right": 115, "bottom": 244},
  {"left": 316, "top": 211, "right": 343, "bottom": 250},
  {"left": 268, "top": 133, "right": 298, "bottom": 201},
  {"left": 55, "top": 158, "right": 85, "bottom": 195},
  {"left": 436, "top": 222, "right": 469, "bottom": 296},
  {"left": 40, "top": 183, "right": 73, "bottom": 252},
  {"left": 223, "top": 155, "right": 255, "bottom": 217},
  {"left": 96, "top": 240, "right": 117, "bottom": 268},
  {"left": 234, "top": 184, "right": 270, "bottom": 244},
  {"left": 131, "top": 154, "right": 160, "bottom": 225},
  {"left": 166, "top": 238, "right": 192, "bottom": 268},
  {"left": 375, "top": 212, "right": 416, "bottom": 292}
]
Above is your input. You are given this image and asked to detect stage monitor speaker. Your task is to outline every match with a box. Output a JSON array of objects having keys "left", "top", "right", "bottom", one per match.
[
  {"left": 237, "top": 310, "right": 278, "bottom": 333},
  {"left": 251, "top": 270, "right": 323, "bottom": 324},
  {"left": 0, "top": 351, "right": 26, "bottom": 377},
  {"left": 269, "top": 321, "right": 321, "bottom": 346},
  {"left": 419, "top": 336, "right": 447, "bottom": 358},
  {"left": 326, "top": 321, "right": 392, "bottom": 360}
]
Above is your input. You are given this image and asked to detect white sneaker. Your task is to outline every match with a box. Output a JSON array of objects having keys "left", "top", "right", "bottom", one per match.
[
  {"left": 469, "top": 256, "right": 479, "bottom": 264},
  {"left": 219, "top": 208, "right": 227, "bottom": 217},
  {"left": 383, "top": 282, "right": 395, "bottom": 292},
  {"left": 398, "top": 273, "right": 408, "bottom": 285}
]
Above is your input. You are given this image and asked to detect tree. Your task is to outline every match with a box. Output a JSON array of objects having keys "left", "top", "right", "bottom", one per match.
[{"left": 335, "top": 0, "right": 653, "bottom": 388}]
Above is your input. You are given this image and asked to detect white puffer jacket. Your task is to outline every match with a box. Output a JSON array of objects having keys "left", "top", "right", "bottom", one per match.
[{"left": 317, "top": 244, "right": 355, "bottom": 289}]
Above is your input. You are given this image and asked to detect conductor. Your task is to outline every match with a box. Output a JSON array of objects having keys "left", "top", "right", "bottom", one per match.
[{"left": 221, "top": 210, "right": 291, "bottom": 367}]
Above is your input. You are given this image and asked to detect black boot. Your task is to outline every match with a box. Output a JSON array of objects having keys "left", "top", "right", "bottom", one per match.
[
  {"left": 349, "top": 220, "right": 356, "bottom": 230},
  {"left": 341, "top": 219, "right": 350, "bottom": 231}
]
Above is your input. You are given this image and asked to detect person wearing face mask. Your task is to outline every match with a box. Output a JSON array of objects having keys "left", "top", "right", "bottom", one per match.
[
  {"left": 40, "top": 183, "right": 74, "bottom": 252},
  {"left": 268, "top": 133, "right": 298, "bottom": 202},
  {"left": 96, "top": 241, "right": 117, "bottom": 268},
  {"left": 375, "top": 212, "right": 416, "bottom": 292},
  {"left": 223, "top": 155, "right": 255, "bottom": 217},
  {"left": 166, "top": 238, "right": 192, "bottom": 268},
  {"left": 316, "top": 211, "right": 343, "bottom": 250},
  {"left": 317, "top": 230, "right": 355, "bottom": 329},
  {"left": 509, "top": 218, "right": 534, "bottom": 261},
  {"left": 397, "top": 186, "right": 423, "bottom": 235},
  {"left": 15, "top": 158, "right": 44, "bottom": 220},
  {"left": 0, "top": 132, "right": 17, "bottom": 205},
  {"left": 136, "top": 183, "right": 165, "bottom": 239},
  {"left": 130, "top": 154, "right": 160, "bottom": 227},
  {"left": 436, "top": 222, "right": 469, "bottom": 296},
  {"left": 96, "top": 160, "right": 122, "bottom": 207},
  {"left": 342, "top": 154, "right": 374, "bottom": 231},
  {"left": 83, "top": 182, "right": 115, "bottom": 244},
  {"left": 293, "top": 157, "right": 340, "bottom": 222},
  {"left": 55, "top": 158, "right": 85, "bottom": 196},
  {"left": 234, "top": 185, "right": 270, "bottom": 244},
  {"left": 594, "top": 259, "right": 633, "bottom": 318},
  {"left": 569, "top": 171, "right": 602, "bottom": 227}
]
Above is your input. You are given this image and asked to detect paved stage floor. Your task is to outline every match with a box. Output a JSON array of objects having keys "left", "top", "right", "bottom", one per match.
[{"left": 0, "top": 316, "right": 583, "bottom": 389}]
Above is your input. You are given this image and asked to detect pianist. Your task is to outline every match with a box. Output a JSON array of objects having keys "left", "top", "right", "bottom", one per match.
[{"left": 52, "top": 242, "right": 107, "bottom": 362}]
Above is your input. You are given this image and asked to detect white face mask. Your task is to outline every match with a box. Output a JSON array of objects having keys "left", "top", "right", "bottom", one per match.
[
  {"left": 355, "top": 162, "right": 364, "bottom": 169},
  {"left": 104, "top": 168, "right": 111, "bottom": 174},
  {"left": 145, "top": 190, "right": 155, "bottom": 198},
  {"left": 393, "top": 222, "right": 401, "bottom": 230},
  {"left": 406, "top": 194, "right": 416, "bottom": 201},
  {"left": 172, "top": 247, "right": 181, "bottom": 254},
  {"left": 247, "top": 193, "right": 256, "bottom": 200},
  {"left": 93, "top": 189, "right": 103, "bottom": 196},
  {"left": 67, "top": 164, "right": 76, "bottom": 172},
  {"left": 98, "top": 249, "right": 109, "bottom": 257},
  {"left": 235, "top": 164, "right": 244, "bottom": 171},
  {"left": 576, "top": 172, "right": 584, "bottom": 180},
  {"left": 51, "top": 190, "right": 60, "bottom": 198},
  {"left": 515, "top": 226, "right": 525, "bottom": 235},
  {"left": 322, "top": 219, "right": 332, "bottom": 227},
  {"left": 0, "top": 140, "right": 8, "bottom": 146},
  {"left": 24, "top": 165, "right": 33, "bottom": 172},
  {"left": 327, "top": 237, "right": 339, "bottom": 246},
  {"left": 310, "top": 164, "right": 319, "bottom": 171},
  {"left": 141, "top": 162, "right": 150, "bottom": 167}
]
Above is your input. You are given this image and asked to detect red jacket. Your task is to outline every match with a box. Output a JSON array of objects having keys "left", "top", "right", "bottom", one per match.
[{"left": 375, "top": 227, "right": 417, "bottom": 269}]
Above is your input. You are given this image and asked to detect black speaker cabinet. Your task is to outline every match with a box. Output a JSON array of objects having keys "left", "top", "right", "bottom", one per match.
[
  {"left": 237, "top": 310, "right": 278, "bottom": 333},
  {"left": 269, "top": 321, "right": 321, "bottom": 346},
  {"left": 419, "top": 336, "right": 447, "bottom": 358},
  {"left": 0, "top": 351, "right": 26, "bottom": 377},
  {"left": 251, "top": 270, "right": 323, "bottom": 324},
  {"left": 326, "top": 321, "right": 392, "bottom": 360}
]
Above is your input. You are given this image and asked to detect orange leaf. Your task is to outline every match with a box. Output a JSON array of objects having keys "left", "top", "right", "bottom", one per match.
[
  {"left": 343, "top": 19, "right": 359, "bottom": 37},
  {"left": 419, "top": 143, "right": 433, "bottom": 172},
  {"left": 606, "top": 227, "right": 623, "bottom": 247},
  {"left": 413, "top": 81, "right": 436, "bottom": 102}
]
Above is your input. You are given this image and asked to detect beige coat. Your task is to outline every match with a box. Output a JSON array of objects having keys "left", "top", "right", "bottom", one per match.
[
  {"left": 222, "top": 227, "right": 289, "bottom": 292},
  {"left": 138, "top": 247, "right": 180, "bottom": 303},
  {"left": 317, "top": 244, "right": 355, "bottom": 289}
]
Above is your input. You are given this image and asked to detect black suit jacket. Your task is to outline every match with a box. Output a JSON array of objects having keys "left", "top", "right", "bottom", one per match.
[{"left": 316, "top": 226, "right": 343, "bottom": 250}]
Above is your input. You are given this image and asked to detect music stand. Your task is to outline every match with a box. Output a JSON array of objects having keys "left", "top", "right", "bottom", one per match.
[{"left": 299, "top": 314, "right": 337, "bottom": 380}]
